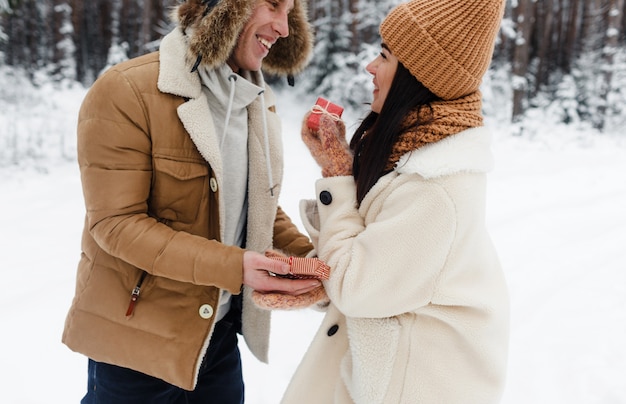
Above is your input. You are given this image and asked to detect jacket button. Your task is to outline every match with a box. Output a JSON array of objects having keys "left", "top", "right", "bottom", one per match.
[
  {"left": 327, "top": 324, "right": 339, "bottom": 336},
  {"left": 319, "top": 190, "right": 332, "bottom": 205},
  {"left": 199, "top": 304, "right": 214, "bottom": 319},
  {"left": 210, "top": 177, "right": 218, "bottom": 193}
]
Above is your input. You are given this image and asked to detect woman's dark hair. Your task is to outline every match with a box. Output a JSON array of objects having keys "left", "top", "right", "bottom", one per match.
[{"left": 349, "top": 62, "right": 440, "bottom": 204}]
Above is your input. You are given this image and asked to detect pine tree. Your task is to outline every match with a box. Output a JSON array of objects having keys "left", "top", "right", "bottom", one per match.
[
  {"left": 304, "top": 0, "right": 398, "bottom": 110},
  {"left": 50, "top": 0, "right": 76, "bottom": 84},
  {"left": 306, "top": 1, "right": 351, "bottom": 91}
]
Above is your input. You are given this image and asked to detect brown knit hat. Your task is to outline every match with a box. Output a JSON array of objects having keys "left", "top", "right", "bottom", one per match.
[
  {"left": 173, "top": 0, "right": 313, "bottom": 77},
  {"left": 380, "top": 0, "right": 505, "bottom": 100}
]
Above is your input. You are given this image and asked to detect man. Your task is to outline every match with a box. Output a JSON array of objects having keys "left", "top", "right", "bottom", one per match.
[{"left": 62, "top": 0, "right": 317, "bottom": 402}]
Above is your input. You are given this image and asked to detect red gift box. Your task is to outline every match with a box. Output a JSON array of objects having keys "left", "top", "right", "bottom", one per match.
[
  {"left": 270, "top": 256, "right": 330, "bottom": 280},
  {"left": 307, "top": 97, "right": 344, "bottom": 131}
]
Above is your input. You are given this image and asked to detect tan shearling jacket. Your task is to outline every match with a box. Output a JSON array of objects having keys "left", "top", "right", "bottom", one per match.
[{"left": 62, "top": 29, "right": 312, "bottom": 391}]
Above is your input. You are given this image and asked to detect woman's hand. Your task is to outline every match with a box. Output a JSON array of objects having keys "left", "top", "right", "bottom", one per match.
[{"left": 301, "top": 112, "right": 353, "bottom": 177}]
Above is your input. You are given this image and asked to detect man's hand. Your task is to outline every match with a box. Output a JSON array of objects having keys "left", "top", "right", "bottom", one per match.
[{"left": 242, "top": 251, "right": 321, "bottom": 295}]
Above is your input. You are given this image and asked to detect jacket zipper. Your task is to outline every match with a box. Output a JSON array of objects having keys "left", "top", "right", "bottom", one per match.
[{"left": 125, "top": 271, "right": 148, "bottom": 317}]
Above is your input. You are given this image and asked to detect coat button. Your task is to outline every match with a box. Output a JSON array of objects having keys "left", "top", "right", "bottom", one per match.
[
  {"left": 319, "top": 190, "right": 332, "bottom": 205},
  {"left": 327, "top": 324, "right": 339, "bottom": 336},
  {"left": 199, "top": 304, "right": 214, "bottom": 319},
  {"left": 210, "top": 177, "right": 218, "bottom": 193}
]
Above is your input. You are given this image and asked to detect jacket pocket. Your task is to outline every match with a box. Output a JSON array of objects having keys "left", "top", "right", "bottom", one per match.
[
  {"left": 151, "top": 157, "right": 209, "bottom": 224},
  {"left": 124, "top": 270, "right": 215, "bottom": 340},
  {"left": 341, "top": 317, "right": 401, "bottom": 404}
]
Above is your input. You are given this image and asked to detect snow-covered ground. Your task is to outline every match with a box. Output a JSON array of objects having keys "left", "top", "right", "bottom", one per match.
[{"left": 1, "top": 79, "right": 625, "bottom": 403}]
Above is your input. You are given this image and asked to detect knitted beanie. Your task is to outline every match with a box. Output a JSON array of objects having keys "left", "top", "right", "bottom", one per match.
[{"left": 380, "top": 0, "right": 505, "bottom": 100}]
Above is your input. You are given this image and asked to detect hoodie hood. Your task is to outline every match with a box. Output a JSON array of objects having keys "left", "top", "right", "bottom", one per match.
[{"left": 173, "top": 0, "right": 314, "bottom": 77}]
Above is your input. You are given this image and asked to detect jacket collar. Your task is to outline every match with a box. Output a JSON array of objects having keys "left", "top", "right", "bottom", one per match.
[
  {"left": 157, "top": 27, "right": 223, "bottom": 191},
  {"left": 157, "top": 28, "right": 201, "bottom": 99},
  {"left": 395, "top": 126, "right": 494, "bottom": 179}
]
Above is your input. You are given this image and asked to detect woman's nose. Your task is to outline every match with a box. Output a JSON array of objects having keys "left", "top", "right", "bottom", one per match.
[{"left": 366, "top": 58, "right": 378, "bottom": 75}]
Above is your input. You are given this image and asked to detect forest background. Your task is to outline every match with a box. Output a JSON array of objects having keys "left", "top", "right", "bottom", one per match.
[
  {"left": 1, "top": 1, "right": 626, "bottom": 402},
  {"left": 1, "top": 0, "right": 626, "bottom": 169}
]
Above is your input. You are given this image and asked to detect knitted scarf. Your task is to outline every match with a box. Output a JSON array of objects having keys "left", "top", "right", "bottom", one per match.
[{"left": 385, "top": 91, "right": 484, "bottom": 171}]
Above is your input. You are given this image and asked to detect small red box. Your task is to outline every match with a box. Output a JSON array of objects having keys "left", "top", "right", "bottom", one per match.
[{"left": 307, "top": 97, "right": 344, "bottom": 131}]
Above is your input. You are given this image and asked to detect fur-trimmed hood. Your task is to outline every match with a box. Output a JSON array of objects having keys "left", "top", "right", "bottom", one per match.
[{"left": 173, "top": 0, "right": 313, "bottom": 77}]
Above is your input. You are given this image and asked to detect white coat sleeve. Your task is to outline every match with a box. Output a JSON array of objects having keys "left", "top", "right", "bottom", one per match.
[{"left": 307, "top": 175, "right": 456, "bottom": 318}]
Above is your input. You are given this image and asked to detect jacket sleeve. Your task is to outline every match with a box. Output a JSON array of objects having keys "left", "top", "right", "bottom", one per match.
[
  {"left": 77, "top": 68, "right": 243, "bottom": 294},
  {"left": 307, "top": 175, "right": 456, "bottom": 318},
  {"left": 272, "top": 206, "right": 314, "bottom": 257}
]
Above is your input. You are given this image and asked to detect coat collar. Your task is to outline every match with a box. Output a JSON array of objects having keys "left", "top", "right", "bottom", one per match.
[
  {"left": 157, "top": 28, "right": 223, "bottom": 186},
  {"left": 395, "top": 126, "right": 494, "bottom": 179},
  {"left": 158, "top": 28, "right": 201, "bottom": 99}
]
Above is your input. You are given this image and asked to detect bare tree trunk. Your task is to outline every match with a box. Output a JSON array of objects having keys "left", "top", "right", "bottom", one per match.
[
  {"left": 533, "top": 0, "right": 555, "bottom": 93},
  {"left": 622, "top": 0, "right": 626, "bottom": 36},
  {"left": 511, "top": 0, "right": 536, "bottom": 124},
  {"left": 561, "top": 0, "right": 582, "bottom": 72},
  {"left": 119, "top": 0, "right": 142, "bottom": 57},
  {"left": 597, "top": 0, "right": 624, "bottom": 131},
  {"left": 343, "top": 0, "right": 354, "bottom": 54},
  {"left": 577, "top": 0, "right": 608, "bottom": 129},
  {"left": 140, "top": 0, "right": 152, "bottom": 50},
  {"left": 581, "top": 0, "right": 606, "bottom": 53},
  {"left": 18, "top": 0, "right": 45, "bottom": 73},
  {"left": 51, "top": 0, "right": 76, "bottom": 82},
  {"left": 51, "top": 0, "right": 63, "bottom": 67}
]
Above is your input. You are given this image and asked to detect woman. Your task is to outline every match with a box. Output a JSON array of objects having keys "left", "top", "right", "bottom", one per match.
[{"left": 282, "top": 0, "right": 510, "bottom": 402}]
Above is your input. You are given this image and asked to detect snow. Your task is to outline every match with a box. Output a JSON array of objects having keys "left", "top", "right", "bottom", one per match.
[{"left": 1, "top": 73, "right": 625, "bottom": 403}]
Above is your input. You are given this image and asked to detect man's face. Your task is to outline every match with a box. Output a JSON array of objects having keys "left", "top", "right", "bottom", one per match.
[{"left": 227, "top": 0, "right": 294, "bottom": 73}]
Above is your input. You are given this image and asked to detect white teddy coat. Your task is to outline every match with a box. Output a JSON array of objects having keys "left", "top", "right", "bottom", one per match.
[{"left": 282, "top": 127, "right": 510, "bottom": 403}]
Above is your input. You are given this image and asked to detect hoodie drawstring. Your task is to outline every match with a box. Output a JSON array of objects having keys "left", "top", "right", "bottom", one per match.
[{"left": 221, "top": 74, "right": 237, "bottom": 149}]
